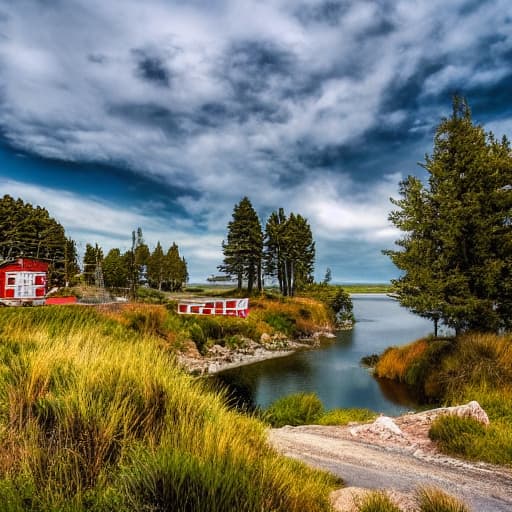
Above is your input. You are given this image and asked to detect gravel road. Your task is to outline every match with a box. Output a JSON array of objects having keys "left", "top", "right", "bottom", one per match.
[{"left": 270, "top": 425, "right": 512, "bottom": 511}]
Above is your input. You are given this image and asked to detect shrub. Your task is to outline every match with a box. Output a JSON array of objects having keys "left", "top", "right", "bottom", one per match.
[
  {"left": 265, "top": 393, "right": 324, "bottom": 427},
  {"left": 264, "top": 312, "right": 297, "bottom": 337},
  {"left": 356, "top": 491, "right": 401, "bottom": 512},
  {"left": 136, "top": 287, "right": 167, "bottom": 304},
  {"left": 416, "top": 487, "right": 470, "bottom": 512},
  {"left": 375, "top": 338, "right": 430, "bottom": 382}
]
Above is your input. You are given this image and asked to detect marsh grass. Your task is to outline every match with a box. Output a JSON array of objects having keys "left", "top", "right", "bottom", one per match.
[{"left": 0, "top": 307, "right": 339, "bottom": 510}]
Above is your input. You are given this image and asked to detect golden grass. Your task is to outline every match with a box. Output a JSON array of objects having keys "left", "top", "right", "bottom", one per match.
[
  {"left": 375, "top": 338, "right": 429, "bottom": 382},
  {"left": 0, "top": 307, "right": 339, "bottom": 511}
]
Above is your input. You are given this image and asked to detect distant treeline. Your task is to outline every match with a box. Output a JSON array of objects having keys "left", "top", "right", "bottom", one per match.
[{"left": 0, "top": 195, "right": 188, "bottom": 292}]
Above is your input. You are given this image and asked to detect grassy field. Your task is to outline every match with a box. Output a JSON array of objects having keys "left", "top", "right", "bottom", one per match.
[
  {"left": 374, "top": 332, "right": 512, "bottom": 466},
  {"left": 0, "top": 306, "right": 340, "bottom": 511},
  {"left": 338, "top": 284, "right": 391, "bottom": 294}
]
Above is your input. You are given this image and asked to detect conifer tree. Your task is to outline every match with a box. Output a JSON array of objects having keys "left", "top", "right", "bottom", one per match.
[
  {"left": 264, "top": 209, "right": 315, "bottom": 296},
  {"left": 83, "top": 243, "right": 103, "bottom": 286},
  {"left": 219, "top": 197, "right": 263, "bottom": 292},
  {"left": 386, "top": 97, "right": 512, "bottom": 333},
  {"left": 103, "top": 248, "right": 129, "bottom": 290},
  {"left": 165, "top": 242, "right": 188, "bottom": 292},
  {"left": 0, "top": 194, "right": 71, "bottom": 286},
  {"left": 147, "top": 241, "right": 166, "bottom": 290}
]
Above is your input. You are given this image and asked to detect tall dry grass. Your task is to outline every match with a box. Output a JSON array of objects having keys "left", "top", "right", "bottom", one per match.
[
  {"left": 375, "top": 338, "right": 430, "bottom": 382},
  {"left": 0, "top": 306, "right": 338, "bottom": 510}
]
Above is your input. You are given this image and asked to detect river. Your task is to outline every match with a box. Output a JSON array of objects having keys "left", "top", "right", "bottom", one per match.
[{"left": 213, "top": 294, "right": 441, "bottom": 416}]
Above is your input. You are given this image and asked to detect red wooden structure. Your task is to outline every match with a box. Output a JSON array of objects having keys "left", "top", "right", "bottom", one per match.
[
  {"left": 0, "top": 258, "right": 48, "bottom": 306},
  {"left": 177, "top": 298, "right": 249, "bottom": 318}
]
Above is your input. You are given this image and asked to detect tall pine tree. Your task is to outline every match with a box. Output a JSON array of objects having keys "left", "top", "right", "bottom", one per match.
[
  {"left": 264, "top": 209, "right": 315, "bottom": 296},
  {"left": 386, "top": 97, "right": 512, "bottom": 333},
  {"left": 219, "top": 197, "right": 263, "bottom": 293}
]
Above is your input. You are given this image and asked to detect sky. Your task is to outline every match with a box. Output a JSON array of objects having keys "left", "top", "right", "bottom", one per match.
[{"left": 0, "top": 0, "right": 511, "bottom": 283}]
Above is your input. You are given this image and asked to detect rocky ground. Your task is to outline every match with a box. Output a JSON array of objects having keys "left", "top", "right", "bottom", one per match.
[
  {"left": 178, "top": 331, "right": 335, "bottom": 374},
  {"left": 269, "top": 402, "right": 512, "bottom": 512}
]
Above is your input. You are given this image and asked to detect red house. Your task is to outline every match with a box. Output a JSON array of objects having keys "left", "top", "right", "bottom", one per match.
[{"left": 0, "top": 258, "right": 48, "bottom": 306}]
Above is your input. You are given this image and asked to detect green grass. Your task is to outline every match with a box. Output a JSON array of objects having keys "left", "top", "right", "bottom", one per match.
[
  {"left": 340, "top": 284, "right": 391, "bottom": 294},
  {"left": 355, "top": 488, "right": 470, "bottom": 512},
  {"left": 0, "top": 307, "right": 340, "bottom": 511},
  {"left": 317, "top": 408, "right": 377, "bottom": 426},
  {"left": 356, "top": 491, "right": 401, "bottom": 512},
  {"left": 416, "top": 487, "right": 470, "bottom": 512},
  {"left": 264, "top": 392, "right": 377, "bottom": 427},
  {"left": 265, "top": 393, "right": 324, "bottom": 427}
]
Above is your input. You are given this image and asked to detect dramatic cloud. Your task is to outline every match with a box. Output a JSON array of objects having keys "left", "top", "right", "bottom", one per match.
[{"left": 0, "top": 0, "right": 511, "bottom": 281}]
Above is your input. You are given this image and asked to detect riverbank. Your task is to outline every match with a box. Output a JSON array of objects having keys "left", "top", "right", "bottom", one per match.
[{"left": 178, "top": 331, "right": 336, "bottom": 375}]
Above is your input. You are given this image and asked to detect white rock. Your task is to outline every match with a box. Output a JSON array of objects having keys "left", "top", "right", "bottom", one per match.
[{"left": 375, "top": 416, "right": 403, "bottom": 436}]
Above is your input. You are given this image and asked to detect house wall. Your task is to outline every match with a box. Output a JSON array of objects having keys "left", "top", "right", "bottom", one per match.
[{"left": 0, "top": 259, "right": 49, "bottom": 299}]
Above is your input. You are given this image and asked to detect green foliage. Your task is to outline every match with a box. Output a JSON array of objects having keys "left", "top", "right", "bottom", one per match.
[
  {"left": 356, "top": 491, "right": 401, "bottom": 512},
  {"left": 429, "top": 416, "right": 486, "bottom": 456},
  {"left": 385, "top": 96, "right": 512, "bottom": 333},
  {"left": 264, "top": 209, "right": 315, "bottom": 296},
  {"left": 0, "top": 195, "right": 76, "bottom": 287},
  {"left": 102, "top": 248, "right": 129, "bottom": 289},
  {"left": 265, "top": 393, "right": 324, "bottom": 427},
  {"left": 429, "top": 413, "right": 512, "bottom": 465},
  {"left": 135, "top": 287, "right": 167, "bottom": 304},
  {"left": 317, "top": 408, "right": 376, "bottom": 426},
  {"left": 415, "top": 487, "right": 471, "bottom": 512},
  {"left": 377, "top": 332, "right": 512, "bottom": 465},
  {"left": 301, "top": 284, "right": 354, "bottom": 325},
  {"left": 219, "top": 197, "right": 263, "bottom": 293},
  {"left": 264, "top": 312, "right": 297, "bottom": 337}
]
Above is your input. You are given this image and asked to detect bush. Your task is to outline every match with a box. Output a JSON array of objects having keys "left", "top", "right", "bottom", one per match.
[
  {"left": 356, "top": 491, "right": 401, "bottom": 512},
  {"left": 264, "top": 312, "right": 297, "bottom": 337},
  {"left": 136, "top": 287, "right": 167, "bottom": 304},
  {"left": 416, "top": 487, "right": 470, "bottom": 512},
  {"left": 429, "top": 415, "right": 486, "bottom": 457},
  {"left": 265, "top": 393, "right": 324, "bottom": 427}
]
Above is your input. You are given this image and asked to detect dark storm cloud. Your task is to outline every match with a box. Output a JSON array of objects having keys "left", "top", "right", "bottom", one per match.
[
  {"left": 132, "top": 48, "right": 172, "bottom": 87},
  {"left": 294, "top": 1, "right": 348, "bottom": 26}
]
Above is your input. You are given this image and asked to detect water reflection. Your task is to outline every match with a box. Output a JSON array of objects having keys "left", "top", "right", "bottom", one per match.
[{"left": 213, "top": 295, "right": 435, "bottom": 416}]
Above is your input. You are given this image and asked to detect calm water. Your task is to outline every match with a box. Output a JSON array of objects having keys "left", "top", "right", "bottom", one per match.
[{"left": 214, "top": 294, "right": 441, "bottom": 416}]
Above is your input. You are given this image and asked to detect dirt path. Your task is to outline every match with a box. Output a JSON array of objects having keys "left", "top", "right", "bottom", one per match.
[{"left": 269, "top": 425, "right": 512, "bottom": 511}]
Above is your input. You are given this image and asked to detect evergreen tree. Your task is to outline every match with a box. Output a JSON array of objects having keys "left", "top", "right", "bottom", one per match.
[
  {"left": 386, "top": 97, "right": 512, "bottom": 333},
  {"left": 0, "top": 195, "right": 70, "bottom": 286},
  {"left": 165, "top": 242, "right": 188, "bottom": 292},
  {"left": 147, "top": 241, "right": 166, "bottom": 290},
  {"left": 83, "top": 243, "right": 103, "bottom": 286},
  {"left": 103, "top": 248, "right": 129, "bottom": 290},
  {"left": 219, "top": 197, "right": 263, "bottom": 292},
  {"left": 323, "top": 267, "right": 332, "bottom": 285},
  {"left": 63, "top": 238, "right": 80, "bottom": 287},
  {"left": 264, "top": 209, "right": 315, "bottom": 296}
]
